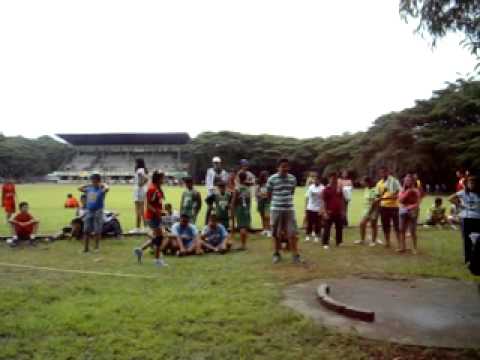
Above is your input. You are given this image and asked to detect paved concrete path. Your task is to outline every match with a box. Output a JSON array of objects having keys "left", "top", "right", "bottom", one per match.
[{"left": 282, "top": 277, "right": 480, "bottom": 349}]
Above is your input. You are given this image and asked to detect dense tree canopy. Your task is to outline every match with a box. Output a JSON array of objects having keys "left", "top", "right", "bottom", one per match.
[
  {"left": 399, "top": 0, "right": 480, "bottom": 55},
  {"left": 190, "top": 79, "right": 480, "bottom": 188},
  {"left": 0, "top": 135, "right": 74, "bottom": 180}
]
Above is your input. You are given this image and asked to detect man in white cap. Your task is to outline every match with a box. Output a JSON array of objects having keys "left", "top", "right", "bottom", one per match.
[{"left": 205, "top": 156, "right": 229, "bottom": 224}]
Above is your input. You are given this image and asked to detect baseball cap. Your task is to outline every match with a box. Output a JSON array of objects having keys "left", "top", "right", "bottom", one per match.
[
  {"left": 212, "top": 156, "right": 221, "bottom": 163},
  {"left": 239, "top": 159, "right": 249, "bottom": 166}
]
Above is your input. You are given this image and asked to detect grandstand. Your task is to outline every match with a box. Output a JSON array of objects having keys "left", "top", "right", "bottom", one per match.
[{"left": 49, "top": 133, "right": 190, "bottom": 183}]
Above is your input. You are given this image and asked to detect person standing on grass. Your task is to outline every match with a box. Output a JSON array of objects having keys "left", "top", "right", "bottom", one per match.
[
  {"left": 213, "top": 182, "right": 232, "bottom": 231},
  {"left": 322, "top": 172, "right": 345, "bottom": 249},
  {"left": 376, "top": 166, "right": 401, "bottom": 249},
  {"left": 267, "top": 158, "right": 302, "bottom": 264},
  {"left": 79, "top": 174, "right": 109, "bottom": 253},
  {"left": 131, "top": 158, "right": 148, "bottom": 233},
  {"left": 256, "top": 171, "right": 271, "bottom": 237},
  {"left": 456, "top": 170, "right": 466, "bottom": 192},
  {"left": 235, "top": 159, "right": 256, "bottom": 187},
  {"left": 304, "top": 173, "right": 324, "bottom": 243},
  {"left": 171, "top": 214, "right": 201, "bottom": 256},
  {"left": 449, "top": 175, "right": 480, "bottom": 265},
  {"left": 232, "top": 172, "right": 251, "bottom": 250},
  {"left": 7, "top": 202, "right": 39, "bottom": 247},
  {"left": 134, "top": 171, "right": 168, "bottom": 267},
  {"left": 205, "top": 156, "right": 229, "bottom": 225},
  {"left": 180, "top": 176, "right": 202, "bottom": 225},
  {"left": 199, "top": 213, "right": 231, "bottom": 253},
  {"left": 2, "top": 178, "right": 17, "bottom": 223},
  {"left": 398, "top": 174, "right": 421, "bottom": 254},
  {"left": 339, "top": 170, "right": 353, "bottom": 227},
  {"left": 355, "top": 176, "right": 380, "bottom": 246}
]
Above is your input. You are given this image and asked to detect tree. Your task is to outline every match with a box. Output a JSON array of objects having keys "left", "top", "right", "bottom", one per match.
[{"left": 399, "top": 0, "right": 480, "bottom": 56}]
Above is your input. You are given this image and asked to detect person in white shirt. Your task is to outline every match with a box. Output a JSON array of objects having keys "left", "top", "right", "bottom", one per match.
[
  {"left": 205, "top": 156, "right": 229, "bottom": 224},
  {"left": 131, "top": 158, "right": 149, "bottom": 233},
  {"left": 339, "top": 170, "right": 353, "bottom": 226},
  {"left": 304, "top": 174, "right": 325, "bottom": 243}
]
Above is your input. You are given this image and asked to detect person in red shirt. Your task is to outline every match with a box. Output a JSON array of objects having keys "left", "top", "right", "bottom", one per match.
[
  {"left": 321, "top": 172, "right": 345, "bottom": 249},
  {"left": 64, "top": 193, "right": 80, "bottom": 208},
  {"left": 456, "top": 170, "right": 466, "bottom": 192},
  {"left": 2, "top": 179, "right": 17, "bottom": 221},
  {"left": 7, "top": 202, "right": 39, "bottom": 247},
  {"left": 398, "top": 174, "right": 421, "bottom": 254},
  {"left": 133, "top": 171, "right": 168, "bottom": 267}
]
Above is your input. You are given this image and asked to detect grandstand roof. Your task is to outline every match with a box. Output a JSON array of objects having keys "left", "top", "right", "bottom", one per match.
[{"left": 56, "top": 133, "right": 191, "bottom": 146}]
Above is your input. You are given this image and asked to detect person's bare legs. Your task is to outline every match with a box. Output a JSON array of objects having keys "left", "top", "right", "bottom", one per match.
[
  {"left": 289, "top": 235, "right": 299, "bottom": 256},
  {"left": 239, "top": 228, "right": 247, "bottom": 249},
  {"left": 94, "top": 234, "right": 101, "bottom": 250},
  {"left": 84, "top": 233, "right": 90, "bottom": 252},
  {"left": 410, "top": 221, "right": 418, "bottom": 254},
  {"left": 135, "top": 201, "right": 144, "bottom": 229},
  {"left": 359, "top": 218, "right": 367, "bottom": 243},
  {"left": 370, "top": 220, "right": 378, "bottom": 244}
]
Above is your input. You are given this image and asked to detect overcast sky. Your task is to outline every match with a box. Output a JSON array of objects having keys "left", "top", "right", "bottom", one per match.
[{"left": 0, "top": 0, "right": 477, "bottom": 140}]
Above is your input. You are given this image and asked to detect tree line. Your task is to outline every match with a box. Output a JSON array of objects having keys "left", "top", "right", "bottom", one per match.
[{"left": 0, "top": 79, "right": 478, "bottom": 188}]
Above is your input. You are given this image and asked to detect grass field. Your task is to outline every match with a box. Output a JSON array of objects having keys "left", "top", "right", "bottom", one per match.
[{"left": 1, "top": 185, "right": 479, "bottom": 360}]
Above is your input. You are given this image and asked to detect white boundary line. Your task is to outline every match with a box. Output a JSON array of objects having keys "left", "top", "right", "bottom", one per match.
[{"left": 0, "top": 262, "right": 156, "bottom": 279}]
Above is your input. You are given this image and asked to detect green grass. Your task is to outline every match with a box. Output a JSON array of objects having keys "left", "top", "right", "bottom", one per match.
[{"left": 1, "top": 185, "right": 479, "bottom": 360}]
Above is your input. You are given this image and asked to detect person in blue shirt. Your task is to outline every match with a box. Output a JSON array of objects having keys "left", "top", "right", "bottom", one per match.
[
  {"left": 200, "top": 213, "right": 231, "bottom": 254},
  {"left": 171, "top": 213, "right": 201, "bottom": 256},
  {"left": 78, "top": 173, "right": 109, "bottom": 253}
]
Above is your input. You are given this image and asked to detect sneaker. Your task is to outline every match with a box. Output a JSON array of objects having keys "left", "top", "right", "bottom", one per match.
[
  {"left": 6, "top": 238, "right": 17, "bottom": 247},
  {"left": 323, "top": 245, "right": 330, "bottom": 250},
  {"left": 313, "top": 237, "right": 319, "bottom": 243},
  {"left": 450, "top": 225, "right": 458, "bottom": 230},
  {"left": 128, "top": 228, "right": 140, "bottom": 234},
  {"left": 266, "top": 231, "right": 272, "bottom": 237},
  {"left": 354, "top": 240, "right": 364, "bottom": 245},
  {"left": 305, "top": 236, "right": 311, "bottom": 242},
  {"left": 155, "top": 258, "right": 168, "bottom": 267},
  {"left": 272, "top": 253, "right": 282, "bottom": 264},
  {"left": 369, "top": 242, "right": 376, "bottom": 247},
  {"left": 376, "top": 239, "right": 384, "bottom": 245},
  {"left": 292, "top": 254, "right": 304, "bottom": 264},
  {"left": 134, "top": 248, "right": 143, "bottom": 264}
]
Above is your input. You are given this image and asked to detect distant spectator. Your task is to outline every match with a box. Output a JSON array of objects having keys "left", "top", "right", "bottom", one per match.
[
  {"left": 180, "top": 177, "right": 202, "bottom": 225},
  {"left": 2, "top": 178, "right": 17, "bottom": 222},
  {"left": 232, "top": 171, "right": 251, "bottom": 250},
  {"left": 456, "top": 170, "right": 466, "bottom": 192},
  {"left": 322, "top": 172, "right": 345, "bottom": 249},
  {"left": 376, "top": 166, "right": 401, "bottom": 248},
  {"left": 205, "top": 156, "right": 229, "bottom": 224},
  {"left": 213, "top": 182, "right": 232, "bottom": 231},
  {"left": 424, "top": 198, "right": 449, "bottom": 228},
  {"left": 304, "top": 172, "right": 324, "bottom": 243},
  {"left": 7, "top": 202, "right": 39, "bottom": 247},
  {"left": 398, "top": 174, "right": 421, "bottom": 254},
  {"left": 267, "top": 158, "right": 302, "bottom": 264},
  {"left": 256, "top": 171, "right": 271, "bottom": 237},
  {"left": 79, "top": 173, "right": 109, "bottom": 253},
  {"left": 199, "top": 214, "right": 230, "bottom": 253},
  {"left": 131, "top": 158, "right": 149, "bottom": 233},
  {"left": 64, "top": 193, "right": 80, "bottom": 208},
  {"left": 355, "top": 176, "right": 379, "bottom": 246},
  {"left": 449, "top": 175, "right": 480, "bottom": 264},
  {"left": 338, "top": 170, "right": 353, "bottom": 227}
]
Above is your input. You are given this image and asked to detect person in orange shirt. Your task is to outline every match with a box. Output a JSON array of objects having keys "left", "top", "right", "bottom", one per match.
[
  {"left": 2, "top": 178, "right": 17, "bottom": 221},
  {"left": 64, "top": 193, "right": 80, "bottom": 208},
  {"left": 7, "top": 202, "right": 39, "bottom": 247}
]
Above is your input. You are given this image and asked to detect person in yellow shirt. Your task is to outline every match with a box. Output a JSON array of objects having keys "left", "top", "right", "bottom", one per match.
[{"left": 376, "top": 166, "right": 401, "bottom": 248}]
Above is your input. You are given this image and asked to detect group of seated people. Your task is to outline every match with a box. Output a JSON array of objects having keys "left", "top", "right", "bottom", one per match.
[{"left": 133, "top": 212, "right": 231, "bottom": 266}]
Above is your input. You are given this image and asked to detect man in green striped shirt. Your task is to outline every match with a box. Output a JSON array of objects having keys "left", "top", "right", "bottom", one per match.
[{"left": 267, "top": 158, "right": 302, "bottom": 264}]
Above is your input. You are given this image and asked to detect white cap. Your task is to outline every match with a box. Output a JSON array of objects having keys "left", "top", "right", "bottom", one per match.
[{"left": 212, "top": 156, "right": 221, "bottom": 163}]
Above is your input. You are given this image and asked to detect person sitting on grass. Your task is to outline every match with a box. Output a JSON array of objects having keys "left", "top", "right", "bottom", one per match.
[
  {"left": 79, "top": 173, "right": 109, "bottom": 253},
  {"left": 171, "top": 213, "right": 201, "bottom": 256},
  {"left": 448, "top": 203, "right": 460, "bottom": 229},
  {"left": 7, "top": 202, "right": 39, "bottom": 247},
  {"left": 232, "top": 171, "right": 251, "bottom": 250},
  {"left": 180, "top": 176, "right": 202, "bottom": 225},
  {"left": 424, "top": 198, "right": 455, "bottom": 229},
  {"left": 213, "top": 182, "right": 232, "bottom": 231},
  {"left": 162, "top": 203, "right": 180, "bottom": 233},
  {"left": 355, "top": 176, "right": 380, "bottom": 246},
  {"left": 64, "top": 193, "right": 80, "bottom": 208},
  {"left": 199, "top": 213, "right": 231, "bottom": 254},
  {"left": 134, "top": 171, "right": 168, "bottom": 267}
]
